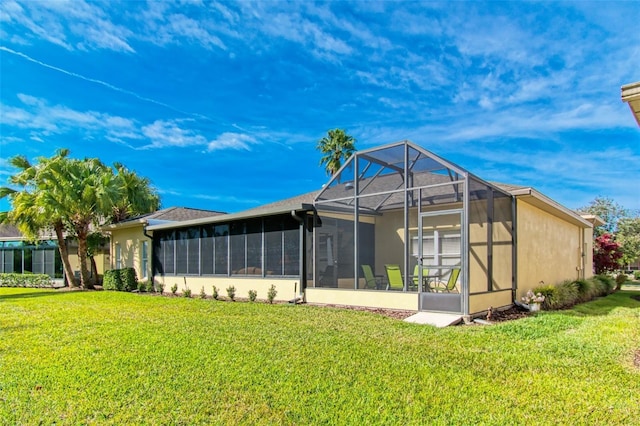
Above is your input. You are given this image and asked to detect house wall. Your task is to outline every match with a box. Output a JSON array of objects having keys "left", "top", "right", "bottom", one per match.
[
  {"left": 469, "top": 290, "right": 512, "bottom": 315},
  {"left": 154, "top": 275, "right": 298, "bottom": 302},
  {"left": 516, "top": 200, "right": 586, "bottom": 299},
  {"left": 306, "top": 288, "right": 418, "bottom": 311},
  {"left": 109, "top": 225, "right": 151, "bottom": 281}
]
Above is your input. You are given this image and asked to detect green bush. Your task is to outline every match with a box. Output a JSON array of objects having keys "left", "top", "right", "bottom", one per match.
[
  {"left": 144, "top": 280, "right": 154, "bottom": 293},
  {"left": 572, "top": 279, "right": 594, "bottom": 302},
  {"left": 248, "top": 289, "right": 257, "bottom": 302},
  {"left": 531, "top": 284, "right": 556, "bottom": 310},
  {"left": 615, "top": 273, "right": 627, "bottom": 290},
  {"left": 226, "top": 285, "right": 236, "bottom": 301},
  {"left": 267, "top": 284, "right": 277, "bottom": 304},
  {"left": 103, "top": 269, "right": 123, "bottom": 291},
  {"left": 199, "top": 286, "right": 206, "bottom": 299},
  {"left": 553, "top": 280, "right": 579, "bottom": 309},
  {"left": 156, "top": 282, "right": 165, "bottom": 294},
  {"left": 634, "top": 271, "right": 640, "bottom": 280},
  {"left": 212, "top": 285, "right": 218, "bottom": 300},
  {"left": 137, "top": 280, "right": 146, "bottom": 292},
  {"left": 170, "top": 283, "right": 178, "bottom": 295},
  {"left": 120, "top": 268, "right": 137, "bottom": 292},
  {"left": 594, "top": 274, "right": 615, "bottom": 294},
  {"left": 0, "top": 273, "right": 53, "bottom": 288},
  {"left": 183, "top": 288, "right": 192, "bottom": 298}
]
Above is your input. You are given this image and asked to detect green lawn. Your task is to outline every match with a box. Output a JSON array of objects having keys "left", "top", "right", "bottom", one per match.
[{"left": 1, "top": 288, "right": 639, "bottom": 425}]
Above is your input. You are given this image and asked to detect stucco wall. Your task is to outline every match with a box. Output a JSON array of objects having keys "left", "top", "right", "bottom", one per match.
[
  {"left": 306, "top": 288, "right": 418, "bottom": 311},
  {"left": 469, "top": 290, "right": 512, "bottom": 314},
  {"left": 155, "top": 275, "right": 299, "bottom": 302},
  {"left": 516, "top": 200, "right": 585, "bottom": 299},
  {"left": 109, "top": 225, "right": 151, "bottom": 281}
]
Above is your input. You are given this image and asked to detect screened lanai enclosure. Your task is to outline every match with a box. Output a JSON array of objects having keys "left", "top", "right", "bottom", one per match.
[{"left": 309, "top": 141, "right": 515, "bottom": 315}]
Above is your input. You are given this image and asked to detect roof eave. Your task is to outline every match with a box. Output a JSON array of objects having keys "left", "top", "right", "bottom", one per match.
[{"left": 510, "top": 187, "right": 592, "bottom": 228}]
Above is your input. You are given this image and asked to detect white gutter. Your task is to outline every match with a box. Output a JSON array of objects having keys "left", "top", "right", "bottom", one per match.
[{"left": 509, "top": 187, "right": 592, "bottom": 228}]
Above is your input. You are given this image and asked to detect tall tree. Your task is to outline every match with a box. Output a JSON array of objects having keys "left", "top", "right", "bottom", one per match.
[
  {"left": 0, "top": 149, "right": 78, "bottom": 287},
  {"left": 109, "top": 163, "right": 160, "bottom": 223},
  {"left": 617, "top": 217, "right": 640, "bottom": 268},
  {"left": 1, "top": 150, "right": 160, "bottom": 289},
  {"left": 317, "top": 129, "right": 356, "bottom": 176},
  {"left": 577, "top": 196, "right": 627, "bottom": 237}
]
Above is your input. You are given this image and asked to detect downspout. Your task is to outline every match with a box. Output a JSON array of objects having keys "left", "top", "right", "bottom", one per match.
[
  {"left": 291, "top": 210, "right": 306, "bottom": 299},
  {"left": 143, "top": 222, "right": 154, "bottom": 284}
]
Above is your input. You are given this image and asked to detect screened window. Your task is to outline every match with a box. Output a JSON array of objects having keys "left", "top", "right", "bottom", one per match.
[
  {"left": 230, "top": 222, "right": 246, "bottom": 275},
  {"left": 201, "top": 225, "right": 214, "bottom": 275},
  {"left": 214, "top": 225, "right": 229, "bottom": 275},
  {"left": 115, "top": 244, "right": 122, "bottom": 269},
  {"left": 141, "top": 241, "right": 149, "bottom": 279}
]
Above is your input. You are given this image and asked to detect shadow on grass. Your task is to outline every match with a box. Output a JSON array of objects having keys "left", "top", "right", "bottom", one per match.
[
  {"left": 553, "top": 290, "right": 640, "bottom": 318},
  {"left": 0, "top": 289, "right": 80, "bottom": 300}
]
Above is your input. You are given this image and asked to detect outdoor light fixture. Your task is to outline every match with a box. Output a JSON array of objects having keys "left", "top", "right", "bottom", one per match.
[{"left": 345, "top": 182, "right": 354, "bottom": 190}]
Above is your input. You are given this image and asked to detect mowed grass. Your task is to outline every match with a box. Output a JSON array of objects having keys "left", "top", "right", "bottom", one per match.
[{"left": 1, "top": 289, "right": 639, "bottom": 425}]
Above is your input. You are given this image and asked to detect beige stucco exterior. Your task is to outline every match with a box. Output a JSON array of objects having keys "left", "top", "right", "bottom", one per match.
[
  {"left": 515, "top": 198, "right": 592, "bottom": 301},
  {"left": 155, "top": 275, "right": 299, "bottom": 302},
  {"left": 107, "top": 222, "right": 152, "bottom": 281},
  {"left": 306, "top": 288, "right": 418, "bottom": 310}
]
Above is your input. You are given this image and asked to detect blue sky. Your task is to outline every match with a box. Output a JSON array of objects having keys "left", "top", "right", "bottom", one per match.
[{"left": 1, "top": 1, "right": 639, "bottom": 215}]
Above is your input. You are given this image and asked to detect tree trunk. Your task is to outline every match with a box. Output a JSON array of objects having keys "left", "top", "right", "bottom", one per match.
[
  {"left": 76, "top": 224, "right": 94, "bottom": 290},
  {"left": 54, "top": 221, "right": 76, "bottom": 288},
  {"left": 90, "top": 255, "right": 99, "bottom": 286}
]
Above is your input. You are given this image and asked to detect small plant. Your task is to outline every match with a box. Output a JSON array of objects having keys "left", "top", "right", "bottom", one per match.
[
  {"left": 634, "top": 271, "right": 640, "bottom": 280},
  {"left": 267, "top": 284, "right": 277, "bottom": 304},
  {"left": 199, "top": 286, "right": 206, "bottom": 299},
  {"left": 156, "top": 282, "right": 165, "bottom": 294},
  {"left": 145, "top": 280, "right": 154, "bottom": 293},
  {"left": 248, "top": 289, "right": 257, "bottom": 302},
  {"left": 170, "top": 283, "right": 178, "bottom": 295},
  {"left": 183, "top": 287, "right": 192, "bottom": 298},
  {"left": 226, "top": 285, "right": 236, "bottom": 301},
  {"left": 212, "top": 285, "right": 219, "bottom": 300},
  {"left": 137, "top": 280, "right": 146, "bottom": 292},
  {"left": 522, "top": 289, "right": 545, "bottom": 307}
]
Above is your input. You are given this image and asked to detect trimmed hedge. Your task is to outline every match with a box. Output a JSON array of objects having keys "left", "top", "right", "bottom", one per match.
[
  {"left": 533, "top": 274, "right": 616, "bottom": 311},
  {"left": 103, "top": 268, "right": 137, "bottom": 292},
  {"left": 0, "top": 273, "right": 54, "bottom": 288}
]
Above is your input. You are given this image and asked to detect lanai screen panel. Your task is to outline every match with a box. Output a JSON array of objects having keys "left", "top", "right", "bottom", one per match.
[{"left": 314, "top": 141, "right": 473, "bottom": 291}]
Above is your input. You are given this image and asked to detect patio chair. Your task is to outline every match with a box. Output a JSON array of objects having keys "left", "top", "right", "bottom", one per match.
[
  {"left": 384, "top": 264, "right": 404, "bottom": 291},
  {"left": 429, "top": 268, "right": 460, "bottom": 293},
  {"left": 361, "top": 265, "right": 381, "bottom": 289},
  {"left": 412, "top": 264, "right": 430, "bottom": 290}
]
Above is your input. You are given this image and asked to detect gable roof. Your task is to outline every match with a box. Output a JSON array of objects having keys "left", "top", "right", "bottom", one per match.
[{"left": 102, "top": 207, "right": 226, "bottom": 231}]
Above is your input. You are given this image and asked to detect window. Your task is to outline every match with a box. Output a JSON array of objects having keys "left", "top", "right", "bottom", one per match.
[
  {"left": 141, "top": 241, "right": 149, "bottom": 279},
  {"left": 115, "top": 244, "right": 122, "bottom": 269},
  {"left": 214, "top": 225, "right": 228, "bottom": 274}
]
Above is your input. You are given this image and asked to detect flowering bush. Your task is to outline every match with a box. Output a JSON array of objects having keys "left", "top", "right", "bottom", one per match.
[{"left": 522, "top": 289, "right": 545, "bottom": 305}]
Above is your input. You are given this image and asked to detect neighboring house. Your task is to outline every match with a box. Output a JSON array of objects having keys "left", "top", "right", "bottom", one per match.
[
  {"left": 0, "top": 224, "right": 108, "bottom": 281},
  {"left": 101, "top": 207, "right": 226, "bottom": 282},
  {"left": 112, "top": 141, "right": 597, "bottom": 318},
  {"left": 622, "top": 81, "right": 640, "bottom": 127}
]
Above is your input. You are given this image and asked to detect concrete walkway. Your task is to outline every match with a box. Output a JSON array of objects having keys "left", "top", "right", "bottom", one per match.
[{"left": 404, "top": 312, "right": 463, "bottom": 327}]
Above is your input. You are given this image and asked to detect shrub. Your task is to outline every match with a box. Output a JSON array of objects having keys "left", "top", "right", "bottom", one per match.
[
  {"left": 199, "top": 286, "right": 206, "bottom": 299},
  {"left": 267, "top": 284, "right": 277, "bottom": 304},
  {"left": 183, "top": 288, "right": 192, "bottom": 298},
  {"left": 594, "top": 274, "right": 615, "bottom": 294},
  {"left": 532, "top": 283, "right": 556, "bottom": 310},
  {"left": 137, "top": 280, "right": 146, "bottom": 292},
  {"left": 573, "top": 279, "right": 594, "bottom": 302},
  {"left": 615, "top": 273, "right": 627, "bottom": 290},
  {"left": 553, "top": 280, "right": 579, "bottom": 309},
  {"left": 0, "top": 273, "right": 53, "bottom": 288},
  {"left": 145, "top": 280, "right": 154, "bottom": 293},
  {"left": 156, "top": 282, "right": 165, "bottom": 294},
  {"left": 248, "top": 289, "right": 257, "bottom": 302},
  {"left": 119, "top": 268, "right": 138, "bottom": 292},
  {"left": 634, "top": 271, "right": 640, "bottom": 280},
  {"left": 212, "top": 285, "right": 219, "bottom": 300},
  {"left": 226, "top": 285, "right": 236, "bottom": 301},
  {"left": 103, "top": 269, "right": 123, "bottom": 291},
  {"left": 170, "top": 283, "right": 178, "bottom": 295}
]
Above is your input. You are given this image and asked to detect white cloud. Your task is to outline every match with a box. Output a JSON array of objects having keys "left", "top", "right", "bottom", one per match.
[{"left": 207, "top": 132, "right": 257, "bottom": 151}]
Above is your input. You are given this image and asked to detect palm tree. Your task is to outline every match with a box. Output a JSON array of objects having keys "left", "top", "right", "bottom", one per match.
[
  {"left": 1, "top": 150, "right": 160, "bottom": 289},
  {"left": 317, "top": 129, "right": 356, "bottom": 176},
  {"left": 0, "top": 149, "right": 78, "bottom": 287}
]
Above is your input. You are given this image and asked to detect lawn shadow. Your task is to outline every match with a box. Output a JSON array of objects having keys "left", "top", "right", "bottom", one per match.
[{"left": 0, "top": 289, "right": 81, "bottom": 300}]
